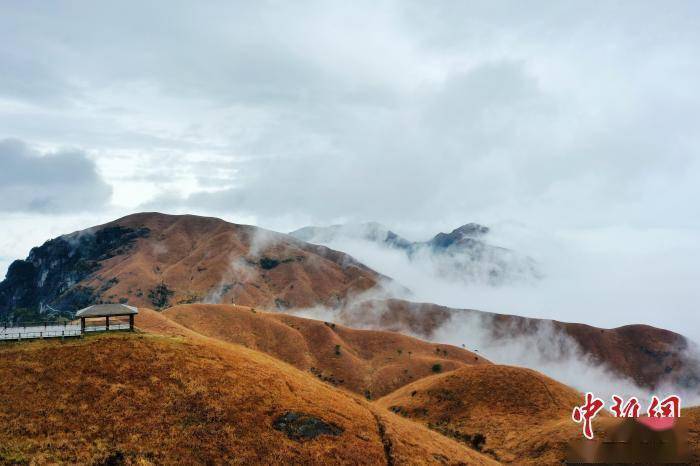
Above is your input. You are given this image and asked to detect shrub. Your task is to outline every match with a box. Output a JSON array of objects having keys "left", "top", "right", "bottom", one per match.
[
  {"left": 431, "top": 363, "right": 442, "bottom": 373},
  {"left": 259, "top": 257, "right": 280, "bottom": 270},
  {"left": 148, "top": 282, "right": 174, "bottom": 309}
]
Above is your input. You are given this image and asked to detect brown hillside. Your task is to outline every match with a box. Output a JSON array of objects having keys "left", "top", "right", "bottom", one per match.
[
  {"left": 137, "top": 304, "right": 490, "bottom": 399},
  {"left": 0, "top": 332, "right": 498, "bottom": 465},
  {"left": 686, "top": 406, "right": 700, "bottom": 463},
  {"left": 77, "top": 212, "right": 385, "bottom": 311},
  {"left": 342, "top": 298, "right": 699, "bottom": 392},
  {"left": 136, "top": 307, "right": 700, "bottom": 464},
  {"left": 376, "top": 364, "right": 591, "bottom": 464}
]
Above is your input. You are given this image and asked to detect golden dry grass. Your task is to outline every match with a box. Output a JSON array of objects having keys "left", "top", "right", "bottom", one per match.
[
  {"left": 376, "top": 364, "right": 587, "bottom": 464},
  {"left": 685, "top": 405, "right": 700, "bottom": 463},
  {"left": 148, "top": 304, "right": 489, "bottom": 399},
  {"left": 80, "top": 212, "right": 382, "bottom": 311},
  {"left": 376, "top": 362, "right": 700, "bottom": 464},
  {"left": 0, "top": 331, "right": 497, "bottom": 465}
]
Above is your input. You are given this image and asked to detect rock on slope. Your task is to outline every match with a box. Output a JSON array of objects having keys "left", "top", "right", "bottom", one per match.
[
  {"left": 147, "top": 303, "right": 490, "bottom": 399},
  {"left": 0, "top": 212, "right": 385, "bottom": 321}
]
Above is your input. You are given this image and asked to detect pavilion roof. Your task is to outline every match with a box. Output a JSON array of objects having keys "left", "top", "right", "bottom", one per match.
[{"left": 75, "top": 303, "right": 138, "bottom": 317}]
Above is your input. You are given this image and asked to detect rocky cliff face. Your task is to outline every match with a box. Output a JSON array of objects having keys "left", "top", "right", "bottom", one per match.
[{"left": 0, "top": 225, "right": 149, "bottom": 322}]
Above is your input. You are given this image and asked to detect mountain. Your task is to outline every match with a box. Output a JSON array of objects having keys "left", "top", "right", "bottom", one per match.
[
  {"left": 427, "top": 223, "right": 490, "bottom": 248},
  {"left": 0, "top": 319, "right": 498, "bottom": 465},
  {"left": 290, "top": 222, "right": 541, "bottom": 285},
  {"left": 0, "top": 212, "right": 385, "bottom": 322},
  {"left": 2, "top": 212, "right": 698, "bottom": 395},
  {"left": 337, "top": 298, "right": 700, "bottom": 393}
]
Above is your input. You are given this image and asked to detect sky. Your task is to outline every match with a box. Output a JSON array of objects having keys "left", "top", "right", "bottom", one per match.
[{"left": 1, "top": 1, "right": 699, "bottom": 335}]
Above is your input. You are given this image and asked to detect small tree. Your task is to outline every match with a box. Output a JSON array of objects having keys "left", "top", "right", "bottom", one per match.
[
  {"left": 431, "top": 363, "right": 442, "bottom": 373},
  {"left": 148, "top": 282, "right": 174, "bottom": 309}
]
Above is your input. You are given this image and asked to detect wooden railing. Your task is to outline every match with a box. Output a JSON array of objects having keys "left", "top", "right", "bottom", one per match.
[
  {"left": 0, "top": 321, "right": 131, "bottom": 341},
  {"left": 0, "top": 324, "right": 81, "bottom": 340}
]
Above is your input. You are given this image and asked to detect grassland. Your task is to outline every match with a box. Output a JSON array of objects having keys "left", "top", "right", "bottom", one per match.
[{"left": 0, "top": 330, "right": 496, "bottom": 465}]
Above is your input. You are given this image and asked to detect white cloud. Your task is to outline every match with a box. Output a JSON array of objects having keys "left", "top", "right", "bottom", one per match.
[
  {"left": 0, "top": 139, "right": 112, "bottom": 213},
  {"left": 0, "top": 1, "right": 698, "bottom": 347}
]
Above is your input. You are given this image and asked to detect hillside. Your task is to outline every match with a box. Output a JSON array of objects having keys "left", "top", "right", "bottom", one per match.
[
  {"left": 340, "top": 298, "right": 700, "bottom": 392},
  {"left": 142, "top": 305, "right": 698, "bottom": 464},
  {"left": 2, "top": 307, "right": 697, "bottom": 465},
  {"left": 140, "top": 304, "right": 489, "bottom": 399},
  {"left": 687, "top": 406, "right": 700, "bottom": 464},
  {"left": 0, "top": 332, "right": 498, "bottom": 465},
  {"left": 377, "top": 364, "right": 700, "bottom": 464},
  {"left": 376, "top": 365, "right": 589, "bottom": 463},
  {"left": 0, "top": 212, "right": 384, "bottom": 321}
]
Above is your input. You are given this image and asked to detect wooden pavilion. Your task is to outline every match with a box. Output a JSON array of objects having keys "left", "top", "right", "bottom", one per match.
[{"left": 75, "top": 304, "right": 138, "bottom": 333}]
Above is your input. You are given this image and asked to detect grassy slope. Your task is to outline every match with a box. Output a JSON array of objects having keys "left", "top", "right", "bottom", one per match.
[
  {"left": 0, "top": 331, "right": 497, "bottom": 465},
  {"left": 144, "top": 305, "right": 700, "bottom": 464},
  {"left": 686, "top": 406, "right": 700, "bottom": 464},
  {"left": 377, "top": 365, "right": 590, "bottom": 464},
  {"left": 377, "top": 364, "right": 700, "bottom": 464},
  {"left": 81, "top": 212, "right": 382, "bottom": 310},
  {"left": 156, "top": 304, "right": 489, "bottom": 399},
  {"left": 3, "top": 306, "right": 695, "bottom": 464}
]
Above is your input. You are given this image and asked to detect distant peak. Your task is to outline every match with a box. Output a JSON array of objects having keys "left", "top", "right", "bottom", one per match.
[
  {"left": 451, "top": 223, "right": 489, "bottom": 237},
  {"left": 429, "top": 223, "right": 489, "bottom": 249}
]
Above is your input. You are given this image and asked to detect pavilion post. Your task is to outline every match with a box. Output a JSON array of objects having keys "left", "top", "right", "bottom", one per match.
[
  {"left": 80, "top": 317, "right": 85, "bottom": 334},
  {"left": 106, "top": 316, "right": 110, "bottom": 331},
  {"left": 129, "top": 314, "right": 134, "bottom": 331}
]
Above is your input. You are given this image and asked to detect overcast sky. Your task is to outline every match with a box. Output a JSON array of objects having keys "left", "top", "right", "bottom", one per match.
[{"left": 1, "top": 1, "right": 699, "bottom": 333}]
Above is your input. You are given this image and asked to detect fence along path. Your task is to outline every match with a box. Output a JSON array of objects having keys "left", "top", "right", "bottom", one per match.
[
  {"left": 0, "top": 322, "right": 82, "bottom": 341},
  {"left": 0, "top": 321, "right": 133, "bottom": 341}
]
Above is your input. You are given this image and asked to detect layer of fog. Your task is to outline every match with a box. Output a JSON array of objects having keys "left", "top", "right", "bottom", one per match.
[
  {"left": 290, "top": 222, "right": 700, "bottom": 405},
  {"left": 294, "top": 292, "right": 700, "bottom": 406},
  {"left": 430, "top": 310, "right": 700, "bottom": 406},
  {"left": 310, "top": 223, "right": 700, "bottom": 343}
]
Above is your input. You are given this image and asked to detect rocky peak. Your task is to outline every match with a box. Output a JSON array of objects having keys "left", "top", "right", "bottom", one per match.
[
  {"left": 0, "top": 225, "right": 150, "bottom": 322},
  {"left": 428, "top": 223, "right": 489, "bottom": 249}
]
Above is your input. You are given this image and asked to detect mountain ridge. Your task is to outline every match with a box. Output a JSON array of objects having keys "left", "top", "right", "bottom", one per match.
[
  {"left": 0, "top": 212, "right": 386, "bottom": 322},
  {"left": 337, "top": 298, "right": 700, "bottom": 393},
  {"left": 289, "top": 221, "right": 541, "bottom": 285},
  {"left": 0, "top": 212, "right": 697, "bottom": 395}
]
